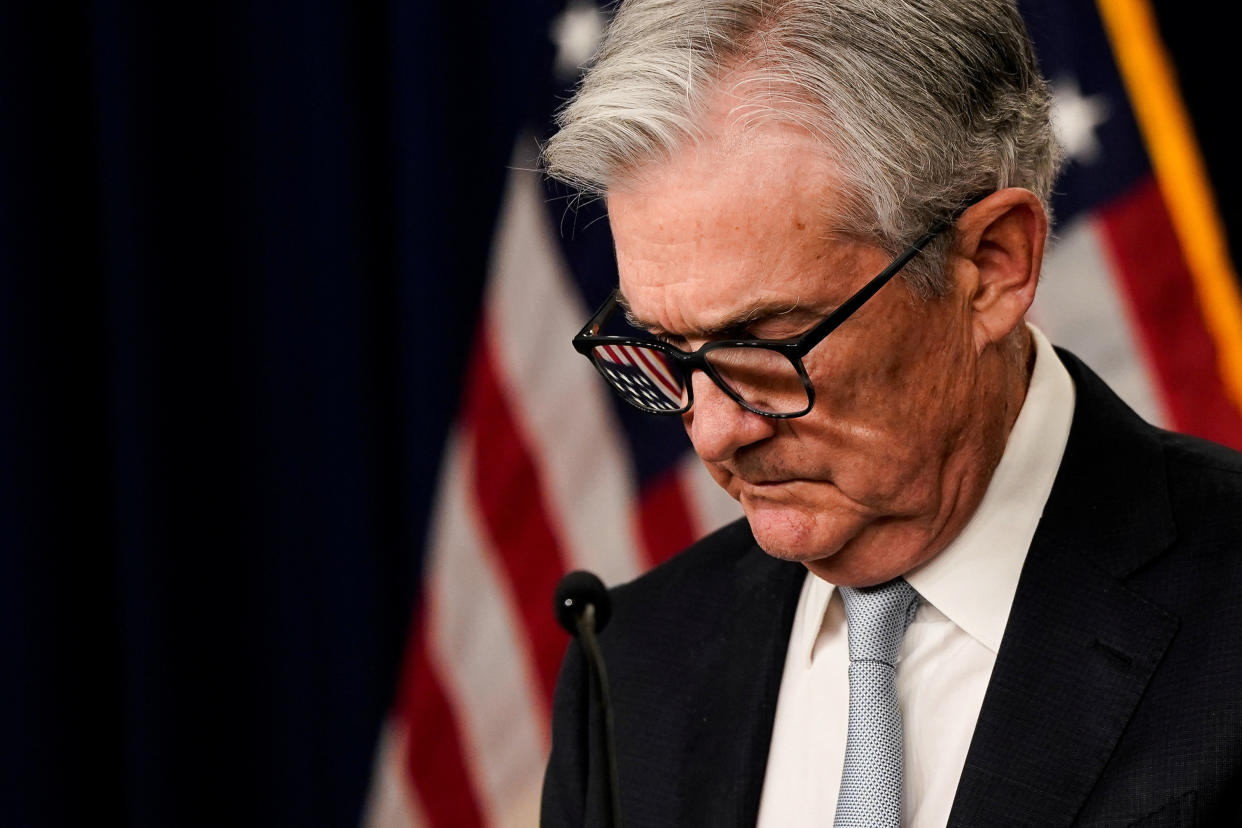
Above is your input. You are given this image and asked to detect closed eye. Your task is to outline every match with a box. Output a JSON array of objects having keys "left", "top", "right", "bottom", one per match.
[{"left": 653, "top": 332, "right": 690, "bottom": 349}]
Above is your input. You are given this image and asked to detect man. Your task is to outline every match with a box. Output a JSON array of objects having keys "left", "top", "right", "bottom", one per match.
[{"left": 541, "top": 1, "right": 1242, "bottom": 825}]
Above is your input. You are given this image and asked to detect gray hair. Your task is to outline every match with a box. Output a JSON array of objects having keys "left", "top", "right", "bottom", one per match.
[{"left": 542, "top": 0, "right": 1063, "bottom": 295}]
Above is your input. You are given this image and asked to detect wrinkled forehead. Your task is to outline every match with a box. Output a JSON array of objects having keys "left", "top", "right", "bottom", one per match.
[
  {"left": 605, "top": 126, "right": 877, "bottom": 338},
  {"left": 605, "top": 116, "right": 845, "bottom": 239},
  {"left": 613, "top": 285, "right": 812, "bottom": 338}
]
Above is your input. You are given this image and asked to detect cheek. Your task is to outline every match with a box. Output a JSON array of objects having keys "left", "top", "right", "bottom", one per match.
[
  {"left": 801, "top": 341, "right": 909, "bottom": 426},
  {"left": 798, "top": 334, "right": 963, "bottom": 469},
  {"left": 815, "top": 305, "right": 969, "bottom": 413}
]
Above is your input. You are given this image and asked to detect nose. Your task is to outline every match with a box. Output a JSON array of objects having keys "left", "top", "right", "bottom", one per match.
[{"left": 682, "top": 371, "right": 777, "bottom": 462}]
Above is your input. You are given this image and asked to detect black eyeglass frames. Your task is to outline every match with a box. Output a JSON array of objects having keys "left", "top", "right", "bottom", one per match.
[{"left": 571, "top": 221, "right": 949, "bottom": 418}]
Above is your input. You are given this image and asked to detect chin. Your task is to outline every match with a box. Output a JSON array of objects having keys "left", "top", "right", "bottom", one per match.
[{"left": 741, "top": 497, "right": 862, "bottom": 564}]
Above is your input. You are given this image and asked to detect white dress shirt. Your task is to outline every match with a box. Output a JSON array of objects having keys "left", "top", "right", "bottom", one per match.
[{"left": 756, "top": 325, "right": 1076, "bottom": 828}]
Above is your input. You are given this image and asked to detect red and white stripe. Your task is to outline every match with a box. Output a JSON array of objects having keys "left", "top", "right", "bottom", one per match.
[
  {"left": 1033, "top": 176, "right": 1242, "bottom": 446},
  {"left": 364, "top": 152, "right": 740, "bottom": 827},
  {"left": 596, "top": 343, "right": 684, "bottom": 405},
  {"left": 1031, "top": 202, "right": 1170, "bottom": 426}
]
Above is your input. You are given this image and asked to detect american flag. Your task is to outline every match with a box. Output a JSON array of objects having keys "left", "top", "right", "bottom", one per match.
[
  {"left": 592, "top": 344, "right": 687, "bottom": 413},
  {"left": 363, "top": 1, "right": 1242, "bottom": 824}
]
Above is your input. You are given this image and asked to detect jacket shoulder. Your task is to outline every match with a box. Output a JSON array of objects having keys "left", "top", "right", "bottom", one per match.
[
  {"left": 1157, "top": 427, "right": 1242, "bottom": 478},
  {"left": 614, "top": 518, "right": 758, "bottom": 596},
  {"left": 603, "top": 518, "right": 774, "bottom": 639},
  {"left": 1156, "top": 428, "right": 1242, "bottom": 548}
]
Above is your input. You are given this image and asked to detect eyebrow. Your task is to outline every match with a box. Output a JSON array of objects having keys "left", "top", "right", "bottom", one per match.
[{"left": 615, "top": 290, "right": 808, "bottom": 338}]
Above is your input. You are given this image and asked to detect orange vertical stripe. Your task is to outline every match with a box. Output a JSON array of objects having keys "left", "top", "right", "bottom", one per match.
[
  {"left": 1096, "top": 178, "right": 1242, "bottom": 447},
  {"left": 1096, "top": 0, "right": 1242, "bottom": 417}
]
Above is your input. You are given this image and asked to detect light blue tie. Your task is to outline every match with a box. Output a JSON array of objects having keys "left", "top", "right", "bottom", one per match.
[{"left": 833, "top": 579, "right": 920, "bottom": 828}]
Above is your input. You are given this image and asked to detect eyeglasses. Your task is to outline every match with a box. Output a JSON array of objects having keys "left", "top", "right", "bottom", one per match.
[{"left": 571, "top": 221, "right": 949, "bottom": 418}]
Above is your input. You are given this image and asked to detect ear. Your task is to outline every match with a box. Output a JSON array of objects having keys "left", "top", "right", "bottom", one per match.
[{"left": 949, "top": 188, "right": 1047, "bottom": 352}]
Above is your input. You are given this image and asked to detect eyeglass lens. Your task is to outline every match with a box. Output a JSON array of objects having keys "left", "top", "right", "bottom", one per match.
[
  {"left": 591, "top": 344, "right": 688, "bottom": 412},
  {"left": 704, "top": 347, "right": 808, "bottom": 414},
  {"left": 590, "top": 343, "right": 809, "bottom": 415}
]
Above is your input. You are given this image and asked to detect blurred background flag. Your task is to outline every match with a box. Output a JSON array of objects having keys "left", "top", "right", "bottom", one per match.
[
  {"left": 8, "top": 1, "right": 1238, "bottom": 826},
  {"left": 363, "top": 0, "right": 1242, "bottom": 825},
  {"left": 1027, "top": 0, "right": 1242, "bottom": 443},
  {"left": 362, "top": 3, "right": 741, "bottom": 825}
]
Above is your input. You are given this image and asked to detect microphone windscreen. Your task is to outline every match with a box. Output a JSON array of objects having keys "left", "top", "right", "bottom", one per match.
[{"left": 554, "top": 570, "right": 612, "bottom": 635}]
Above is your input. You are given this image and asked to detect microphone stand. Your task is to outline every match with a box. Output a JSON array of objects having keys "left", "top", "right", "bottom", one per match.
[{"left": 575, "top": 602, "right": 622, "bottom": 828}]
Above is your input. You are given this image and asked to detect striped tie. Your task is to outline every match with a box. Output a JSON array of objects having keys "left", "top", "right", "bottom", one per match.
[{"left": 834, "top": 579, "right": 920, "bottom": 828}]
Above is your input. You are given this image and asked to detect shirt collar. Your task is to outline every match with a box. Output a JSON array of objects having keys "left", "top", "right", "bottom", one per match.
[{"left": 796, "top": 324, "right": 1075, "bottom": 664}]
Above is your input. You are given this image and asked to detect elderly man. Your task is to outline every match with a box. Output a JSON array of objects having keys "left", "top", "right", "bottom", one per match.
[{"left": 541, "top": 1, "right": 1242, "bottom": 825}]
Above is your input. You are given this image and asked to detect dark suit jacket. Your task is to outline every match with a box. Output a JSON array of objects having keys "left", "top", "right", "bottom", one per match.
[{"left": 542, "top": 351, "right": 1242, "bottom": 826}]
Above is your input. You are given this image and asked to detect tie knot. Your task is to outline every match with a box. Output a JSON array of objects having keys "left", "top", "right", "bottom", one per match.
[{"left": 838, "top": 579, "right": 919, "bottom": 665}]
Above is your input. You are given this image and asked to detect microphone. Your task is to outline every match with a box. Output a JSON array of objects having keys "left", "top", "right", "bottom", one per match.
[
  {"left": 554, "top": 570, "right": 622, "bottom": 827},
  {"left": 554, "top": 570, "right": 612, "bottom": 635}
]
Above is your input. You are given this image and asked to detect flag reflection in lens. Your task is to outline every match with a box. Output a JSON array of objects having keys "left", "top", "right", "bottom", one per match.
[{"left": 591, "top": 344, "right": 687, "bottom": 413}]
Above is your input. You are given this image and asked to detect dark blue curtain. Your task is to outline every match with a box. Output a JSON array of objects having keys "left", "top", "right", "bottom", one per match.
[
  {"left": 1, "top": 2, "right": 1235, "bottom": 827},
  {"left": 1, "top": 2, "right": 559, "bottom": 825}
]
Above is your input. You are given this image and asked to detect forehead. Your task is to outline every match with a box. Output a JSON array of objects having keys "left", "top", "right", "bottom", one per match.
[{"left": 606, "top": 122, "right": 865, "bottom": 335}]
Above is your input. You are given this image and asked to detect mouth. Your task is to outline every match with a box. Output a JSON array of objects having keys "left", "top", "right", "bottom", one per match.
[
  {"left": 742, "top": 477, "right": 799, "bottom": 486},
  {"left": 727, "top": 465, "right": 819, "bottom": 484},
  {"left": 733, "top": 474, "right": 821, "bottom": 493},
  {"left": 709, "top": 460, "right": 829, "bottom": 497}
]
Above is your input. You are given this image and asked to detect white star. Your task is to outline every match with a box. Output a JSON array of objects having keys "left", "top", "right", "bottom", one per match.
[
  {"left": 1051, "top": 76, "right": 1111, "bottom": 165},
  {"left": 550, "top": 0, "right": 605, "bottom": 81}
]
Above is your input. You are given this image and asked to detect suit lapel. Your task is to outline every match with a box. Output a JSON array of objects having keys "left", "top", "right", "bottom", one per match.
[
  {"left": 683, "top": 545, "right": 805, "bottom": 826},
  {"left": 946, "top": 538, "right": 1179, "bottom": 826},
  {"left": 949, "top": 351, "right": 1180, "bottom": 827}
]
